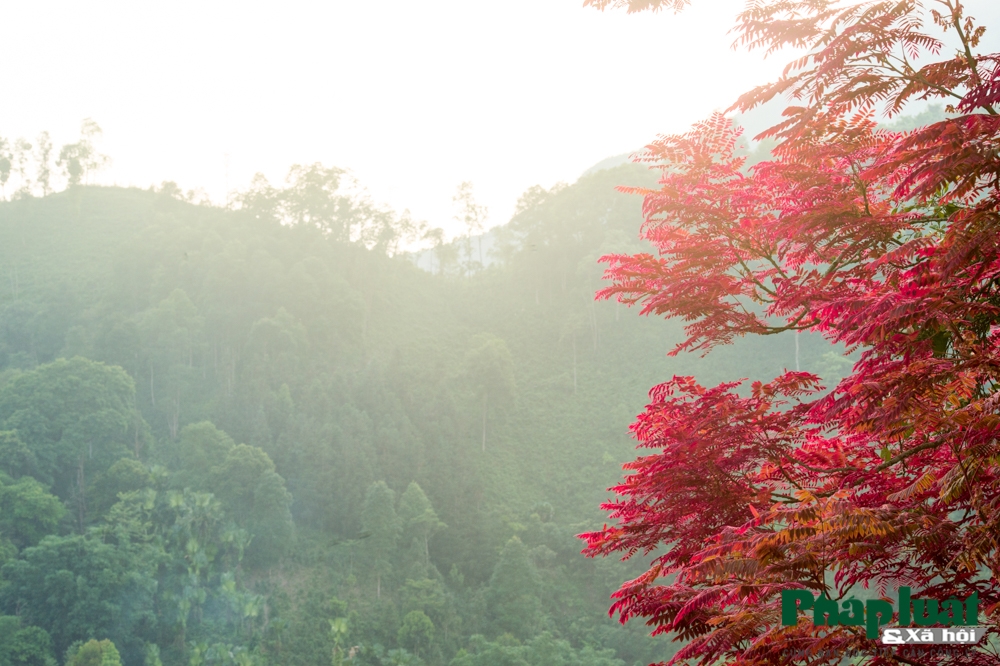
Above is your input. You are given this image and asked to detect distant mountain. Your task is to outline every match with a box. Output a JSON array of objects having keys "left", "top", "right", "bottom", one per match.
[
  {"left": 580, "top": 152, "right": 634, "bottom": 178},
  {"left": 408, "top": 225, "right": 502, "bottom": 272}
]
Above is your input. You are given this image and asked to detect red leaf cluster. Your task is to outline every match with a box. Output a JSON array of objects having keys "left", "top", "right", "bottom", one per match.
[{"left": 582, "top": 1, "right": 1000, "bottom": 664}]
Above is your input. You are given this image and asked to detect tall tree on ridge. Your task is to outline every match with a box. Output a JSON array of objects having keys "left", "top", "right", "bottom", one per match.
[
  {"left": 12, "top": 139, "right": 32, "bottom": 197},
  {"left": 58, "top": 119, "right": 107, "bottom": 187},
  {"left": 453, "top": 181, "right": 488, "bottom": 273},
  {"left": 0, "top": 137, "right": 11, "bottom": 200},
  {"left": 361, "top": 481, "right": 400, "bottom": 600},
  {"left": 33, "top": 132, "right": 52, "bottom": 196},
  {"left": 462, "top": 334, "right": 516, "bottom": 453},
  {"left": 398, "top": 481, "right": 446, "bottom": 570}
]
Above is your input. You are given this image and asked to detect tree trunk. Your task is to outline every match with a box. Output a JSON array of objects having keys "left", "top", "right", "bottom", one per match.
[
  {"left": 169, "top": 394, "right": 180, "bottom": 440},
  {"left": 174, "top": 387, "right": 182, "bottom": 439},
  {"left": 77, "top": 458, "right": 87, "bottom": 531}
]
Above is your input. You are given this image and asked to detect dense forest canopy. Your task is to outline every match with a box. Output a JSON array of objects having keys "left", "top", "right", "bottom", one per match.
[
  {"left": 0, "top": 122, "right": 846, "bottom": 666},
  {"left": 1, "top": 0, "right": 992, "bottom": 663}
]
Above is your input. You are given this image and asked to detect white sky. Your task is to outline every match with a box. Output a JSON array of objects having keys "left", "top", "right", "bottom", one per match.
[{"left": 4, "top": 1, "right": 998, "bottom": 239}]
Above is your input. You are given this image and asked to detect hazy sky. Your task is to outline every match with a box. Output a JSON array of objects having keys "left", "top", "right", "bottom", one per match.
[{"left": 5, "top": 1, "right": 998, "bottom": 239}]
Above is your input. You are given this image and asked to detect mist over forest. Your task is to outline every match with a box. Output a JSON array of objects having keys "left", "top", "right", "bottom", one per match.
[
  {"left": 9, "top": 0, "right": 1000, "bottom": 660},
  {"left": 0, "top": 116, "right": 858, "bottom": 666}
]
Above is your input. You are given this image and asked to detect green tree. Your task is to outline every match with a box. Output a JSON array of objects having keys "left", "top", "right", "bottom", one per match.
[
  {"left": 0, "top": 535, "right": 155, "bottom": 663},
  {"left": 397, "top": 482, "right": 445, "bottom": 573},
  {"left": 280, "top": 163, "right": 354, "bottom": 238},
  {"left": 357, "top": 207, "right": 426, "bottom": 257},
  {"left": 138, "top": 289, "right": 204, "bottom": 439},
  {"left": 462, "top": 335, "right": 516, "bottom": 453},
  {"left": 0, "top": 431, "right": 39, "bottom": 479},
  {"left": 0, "top": 536, "right": 15, "bottom": 570},
  {"left": 242, "top": 310, "right": 306, "bottom": 387},
  {"left": 448, "top": 633, "right": 624, "bottom": 666},
  {"left": 12, "top": 139, "right": 32, "bottom": 197},
  {"left": 360, "top": 481, "right": 400, "bottom": 599},
  {"left": 447, "top": 635, "right": 528, "bottom": 666},
  {"left": 0, "top": 474, "right": 65, "bottom": 548},
  {"left": 259, "top": 585, "right": 347, "bottom": 666},
  {"left": 522, "top": 632, "right": 623, "bottom": 666},
  {"left": 57, "top": 119, "right": 107, "bottom": 187},
  {"left": 0, "top": 616, "right": 56, "bottom": 666},
  {"left": 423, "top": 226, "right": 462, "bottom": 277},
  {"left": 34, "top": 133, "right": 52, "bottom": 197},
  {"left": 397, "top": 611, "right": 434, "bottom": 657},
  {"left": 399, "top": 579, "right": 449, "bottom": 630},
  {"left": 104, "top": 485, "right": 251, "bottom": 648},
  {"left": 0, "top": 137, "right": 11, "bottom": 199},
  {"left": 87, "top": 458, "right": 152, "bottom": 519},
  {"left": 812, "top": 350, "right": 854, "bottom": 386},
  {"left": 329, "top": 616, "right": 349, "bottom": 666},
  {"left": 64, "top": 640, "right": 121, "bottom": 666},
  {"left": 0, "top": 358, "right": 136, "bottom": 528},
  {"left": 169, "top": 421, "right": 235, "bottom": 491},
  {"left": 208, "top": 443, "right": 293, "bottom": 568},
  {"left": 452, "top": 181, "right": 488, "bottom": 273},
  {"left": 485, "top": 537, "right": 541, "bottom": 640}
]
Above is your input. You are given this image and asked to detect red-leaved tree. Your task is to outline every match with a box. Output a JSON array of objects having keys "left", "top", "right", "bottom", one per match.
[{"left": 580, "top": 1, "right": 1000, "bottom": 664}]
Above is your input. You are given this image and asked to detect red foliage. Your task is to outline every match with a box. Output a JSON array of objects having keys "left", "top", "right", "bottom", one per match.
[{"left": 581, "top": 1, "right": 1000, "bottom": 664}]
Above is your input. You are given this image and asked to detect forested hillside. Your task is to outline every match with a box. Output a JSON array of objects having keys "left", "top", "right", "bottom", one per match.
[{"left": 0, "top": 163, "right": 839, "bottom": 666}]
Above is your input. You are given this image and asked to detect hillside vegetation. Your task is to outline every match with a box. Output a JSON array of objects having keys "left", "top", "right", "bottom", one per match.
[{"left": 0, "top": 164, "right": 837, "bottom": 666}]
